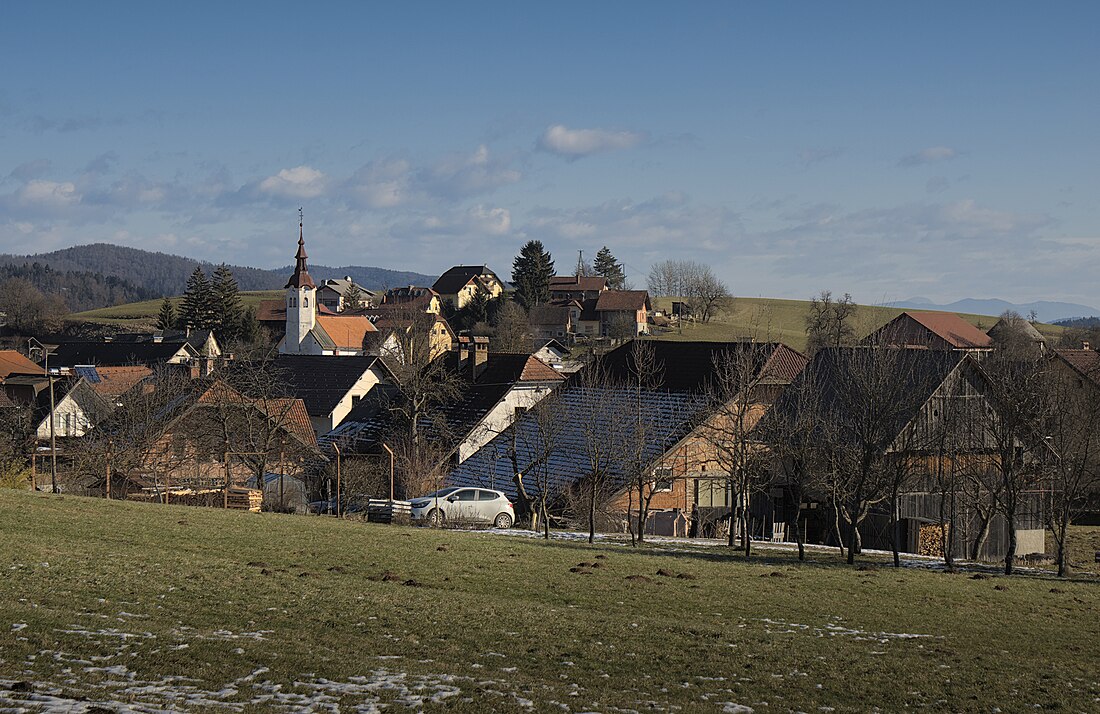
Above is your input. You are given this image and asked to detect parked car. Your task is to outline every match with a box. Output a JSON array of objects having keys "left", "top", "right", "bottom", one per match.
[{"left": 409, "top": 487, "right": 514, "bottom": 528}]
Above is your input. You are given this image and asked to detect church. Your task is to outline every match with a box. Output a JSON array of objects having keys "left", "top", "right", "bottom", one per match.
[{"left": 279, "top": 221, "right": 377, "bottom": 356}]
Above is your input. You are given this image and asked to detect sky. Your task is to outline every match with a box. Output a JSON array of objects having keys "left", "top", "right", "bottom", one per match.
[{"left": 1, "top": 2, "right": 1098, "bottom": 305}]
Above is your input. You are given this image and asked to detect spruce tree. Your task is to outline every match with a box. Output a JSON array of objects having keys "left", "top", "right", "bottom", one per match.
[
  {"left": 180, "top": 266, "right": 212, "bottom": 330},
  {"left": 155, "top": 297, "right": 176, "bottom": 331},
  {"left": 342, "top": 283, "right": 364, "bottom": 312},
  {"left": 210, "top": 264, "right": 243, "bottom": 341},
  {"left": 237, "top": 306, "right": 260, "bottom": 344},
  {"left": 593, "top": 246, "right": 627, "bottom": 290},
  {"left": 511, "top": 240, "right": 554, "bottom": 311}
]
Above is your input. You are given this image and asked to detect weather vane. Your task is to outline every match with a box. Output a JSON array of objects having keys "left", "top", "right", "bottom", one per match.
[{"left": 298, "top": 206, "right": 303, "bottom": 226}]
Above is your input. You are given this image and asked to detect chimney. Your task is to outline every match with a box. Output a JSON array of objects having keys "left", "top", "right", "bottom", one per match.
[
  {"left": 1083, "top": 341, "right": 1091, "bottom": 351},
  {"left": 471, "top": 336, "right": 489, "bottom": 379},
  {"left": 453, "top": 335, "right": 472, "bottom": 367}
]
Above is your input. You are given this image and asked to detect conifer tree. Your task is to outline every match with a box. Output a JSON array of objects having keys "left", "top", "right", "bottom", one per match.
[
  {"left": 155, "top": 297, "right": 176, "bottom": 331},
  {"left": 210, "top": 264, "right": 243, "bottom": 341},
  {"left": 511, "top": 240, "right": 554, "bottom": 311},
  {"left": 180, "top": 266, "right": 212, "bottom": 330},
  {"left": 593, "top": 246, "right": 626, "bottom": 290},
  {"left": 342, "top": 283, "right": 364, "bottom": 311}
]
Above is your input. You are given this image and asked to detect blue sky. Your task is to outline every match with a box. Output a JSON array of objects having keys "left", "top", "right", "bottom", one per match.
[{"left": 1, "top": 2, "right": 1097, "bottom": 304}]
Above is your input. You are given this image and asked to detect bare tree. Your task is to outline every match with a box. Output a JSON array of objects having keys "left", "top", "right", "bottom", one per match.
[
  {"left": 646, "top": 260, "right": 730, "bottom": 323},
  {"left": 620, "top": 340, "right": 665, "bottom": 545},
  {"left": 574, "top": 360, "right": 627, "bottom": 543},
  {"left": 698, "top": 344, "right": 773, "bottom": 555},
  {"left": 1042, "top": 357, "right": 1100, "bottom": 576},
  {"left": 978, "top": 349, "right": 1054, "bottom": 575},
  {"left": 805, "top": 290, "right": 856, "bottom": 355}
]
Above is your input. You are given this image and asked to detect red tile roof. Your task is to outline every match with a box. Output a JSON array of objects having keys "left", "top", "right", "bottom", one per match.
[
  {"left": 1056, "top": 349, "right": 1100, "bottom": 385},
  {"left": 0, "top": 351, "right": 44, "bottom": 380},
  {"left": 519, "top": 355, "right": 566, "bottom": 382},
  {"left": 595, "top": 290, "right": 650, "bottom": 312},
  {"left": 88, "top": 366, "right": 153, "bottom": 398},
  {"left": 904, "top": 312, "right": 993, "bottom": 349},
  {"left": 550, "top": 275, "right": 608, "bottom": 292},
  {"left": 315, "top": 314, "right": 377, "bottom": 350},
  {"left": 264, "top": 398, "right": 318, "bottom": 446}
]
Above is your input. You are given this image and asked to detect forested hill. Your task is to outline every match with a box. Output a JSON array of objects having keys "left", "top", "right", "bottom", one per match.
[
  {"left": 0, "top": 262, "right": 157, "bottom": 313},
  {"left": 0, "top": 243, "right": 436, "bottom": 299}
]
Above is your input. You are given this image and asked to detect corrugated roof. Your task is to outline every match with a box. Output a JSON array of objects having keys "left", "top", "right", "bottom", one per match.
[{"left": 448, "top": 385, "right": 706, "bottom": 500}]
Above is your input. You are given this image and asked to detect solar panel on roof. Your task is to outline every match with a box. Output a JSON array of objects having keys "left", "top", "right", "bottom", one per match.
[{"left": 74, "top": 365, "right": 101, "bottom": 383}]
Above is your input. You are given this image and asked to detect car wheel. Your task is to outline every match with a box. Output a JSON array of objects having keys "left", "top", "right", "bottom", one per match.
[
  {"left": 427, "top": 508, "right": 444, "bottom": 526},
  {"left": 493, "top": 512, "right": 513, "bottom": 529}
]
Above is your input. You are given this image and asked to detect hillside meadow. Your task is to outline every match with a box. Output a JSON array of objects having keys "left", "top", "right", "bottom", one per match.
[
  {"left": 67, "top": 291, "right": 282, "bottom": 328},
  {"left": 1, "top": 490, "right": 1097, "bottom": 712}
]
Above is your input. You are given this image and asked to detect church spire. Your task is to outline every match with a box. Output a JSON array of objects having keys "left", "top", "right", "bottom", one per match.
[{"left": 285, "top": 207, "right": 315, "bottom": 289}]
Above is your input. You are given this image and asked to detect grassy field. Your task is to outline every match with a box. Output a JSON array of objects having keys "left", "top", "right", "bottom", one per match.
[
  {"left": 651, "top": 297, "right": 1065, "bottom": 353},
  {"left": 67, "top": 291, "right": 282, "bottom": 328},
  {"left": 1, "top": 490, "right": 1097, "bottom": 712}
]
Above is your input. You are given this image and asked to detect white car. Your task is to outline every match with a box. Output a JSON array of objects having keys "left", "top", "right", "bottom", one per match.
[{"left": 409, "top": 487, "right": 514, "bottom": 528}]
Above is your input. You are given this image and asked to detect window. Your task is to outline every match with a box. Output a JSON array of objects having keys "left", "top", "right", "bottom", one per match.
[
  {"left": 289, "top": 297, "right": 296, "bottom": 307},
  {"left": 651, "top": 467, "right": 674, "bottom": 492},
  {"left": 455, "top": 489, "right": 478, "bottom": 501},
  {"left": 303, "top": 297, "right": 308, "bottom": 307},
  {"left": 477, "top": 490, "right": 498, "bottom": 501}
]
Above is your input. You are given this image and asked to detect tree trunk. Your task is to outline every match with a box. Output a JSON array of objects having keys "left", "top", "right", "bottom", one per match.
[
  {"left": 1004, "top": 520, "right": 1017, "bottom": 576},
  {"left": 743, "top": 509, "right": 751, "bottom": 559},
  {"left": 972, "top": 512, "right": 992, "bottom": 561},
  {"left": 541, "top": 500, "right": 550, "bottom": 540},
  {"left": 636, "top": 483, "right": 646, "bottom": 544},
  {"left": 831, "top": 503, "right": 846, "bottom": 558},
  {"left": 588, "top": 478, "right": 597, "bottom": 544},
  {"left": 1055, "top": 519, "right": 1069, "bottom": 577},
  {"left": 890, "top": 491, "right": 901, "bottom": 568},
  {"left": 512, "top": 472, "right": 534, "bottom": 529},
  {"left": 846, "top": 502, "right": 859, "bottom": 565}
]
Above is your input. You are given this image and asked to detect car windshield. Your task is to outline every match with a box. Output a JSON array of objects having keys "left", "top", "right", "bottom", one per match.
[{"left": 419, "top": 488, "right": 460, "bottom": 499}]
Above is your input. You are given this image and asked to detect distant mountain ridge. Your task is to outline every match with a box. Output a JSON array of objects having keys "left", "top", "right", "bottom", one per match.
[
  {"left": 886, "top": 297, "right": 1100, "bottom": 324},
  {"left": 0, "top": 243, "right": 436, "bottom": 299}
]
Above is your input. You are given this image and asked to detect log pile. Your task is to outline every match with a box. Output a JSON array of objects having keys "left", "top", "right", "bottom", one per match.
[{"left": 918, "top": 522, "right": 948, "bottom": 558}]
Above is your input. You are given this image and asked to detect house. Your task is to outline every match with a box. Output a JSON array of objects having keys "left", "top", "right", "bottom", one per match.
[
  {"left": 274, "top": 354, "right": 396, "bottom": 435},
  {"left": 317, "top": 276, "right": 377, "bottom": 312},
  {"left": 326, "top": 337, "right": 564, "bottom": 465},
  {"left": 531, "top": 339, "right": 570, "bottom": 370},
  {"left": 365, "top": 311, "right": 455, "bottom": 363},
  {"left": 549, "top": 275, "right": 608, "bottom": 302},
  {"left": 987, "top": 316, "right": 1048, "bottom": 355},
  {"left": 864, "top": 311, "right": 993, "bottom": 352},
  {"left": 380, "top": 286, "right": 443, "bottom": 315},
  {"left": 93, "top": 378, "right": 319, "bottom": 504},
  {"left": 595, "top": 290, "right": 651, "bottom": 337},
  {"left": 34, "top": 375, "right": 112, "bottom": 440},
  {"left": 278, "top": 225, "right": 377, "bottom": 356},
  {"left": 447, "top": 340, "right": 808, "bottom": 533},
  {"left": 761, "top": 347, "right": 1047, "bottom": 560},
  {"left": 432, "top": 265, "right": 505, "bottom": 309},
  {"left": 528, "top": 304, "right": 573, "bottom": 341},
  {"left": 114, "top": 329, "right": 223, "bottom": 359},
  {"left": 80, "top": 365, "right": 154, "bottom": 405}
]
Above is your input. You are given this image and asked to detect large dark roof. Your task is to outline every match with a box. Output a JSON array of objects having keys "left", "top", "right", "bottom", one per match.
[
  {"left": 432, "top": 265, "right": 500, "bottom": 295},
  {"left": 765, "top": 347, "right": 964, "bottom": 448},
  {"left": 448, "top": 385, "right": 706, "bottom": 500},
  {"left": 273, "top": 354, "right": 387, "bottom": 416},
  {"left": 588, "top": 340, "right": 807, "bottom": 394},
  {"left": 47, "top": 341, "right": 193, "bottom": 367}
]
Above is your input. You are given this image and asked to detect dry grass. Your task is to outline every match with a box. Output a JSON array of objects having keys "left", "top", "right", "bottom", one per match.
[{"left": 1, "top": 489, "right": 1097, "bottom": 712}]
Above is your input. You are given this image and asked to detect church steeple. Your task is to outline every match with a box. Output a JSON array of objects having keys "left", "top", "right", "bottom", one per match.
[{"left": 285, "top": 208, "right": 316, "bottom": 289}]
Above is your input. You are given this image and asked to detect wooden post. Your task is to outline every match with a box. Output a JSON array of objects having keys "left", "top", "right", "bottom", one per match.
[
  {"left": 382, "top": 442, "right": 395, "bottom": 501},
  {"left": 279, "top": 450, "right": 285, "bottom": 510},
  {"left": 30, "top": 453, "right": 36, "bottom": 491},
  {"left": 105, "top": 440, "right": 112, "bottom": 500},
  {"left": 224, "top": 452, "right": 230, "bottom": 509},
  {"left": 332, "top": 443, "right": 342, "bottom": 518}
]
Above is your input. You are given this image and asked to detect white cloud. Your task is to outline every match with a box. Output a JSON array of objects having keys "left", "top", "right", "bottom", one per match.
[
  {"left": 898, "top": 146, "right": 958, "bottom": 167},
  {"left": 258, "top": 165, "right": 327, "bottom": 199},
  {"left": 538, "top": 124, "right": 646, "bottom": 159},
  {"left": 348, "top": 158, "right": 412, "bottom": 208},
  {"left": 347, "top": 145, "right": 521, "bottom": 208},
  {"left": 466, "top": 205, "right": 511, "bottom": 235},
  {"left": 17, "top": 180, "right": 80, "bottom": 207}
]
